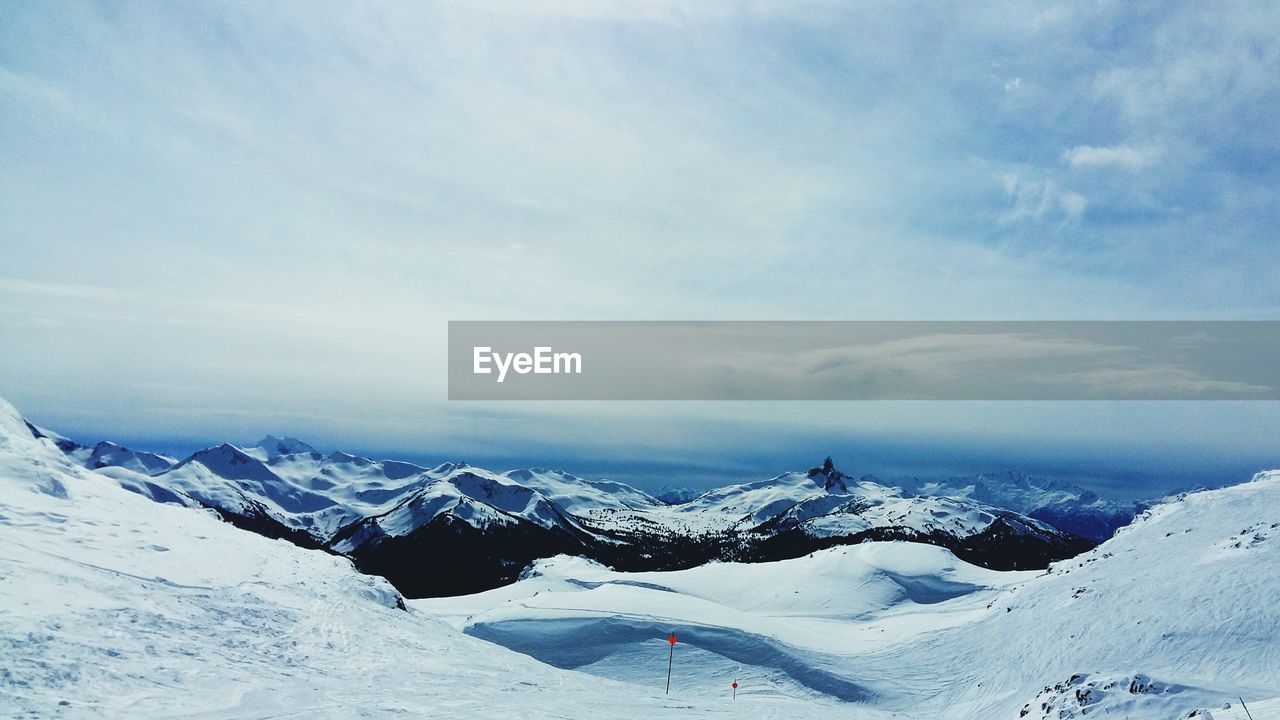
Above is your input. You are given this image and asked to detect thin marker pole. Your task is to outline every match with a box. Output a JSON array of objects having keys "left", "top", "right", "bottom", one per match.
[
  {"left": 665, "top": 644, "right": 673, "bottom": 694},
  {"left": 665, "top": 633, "right": 676, "bottom": 694},
  {"left": 1240, "top": 697, "right": 1254, "bottom": 720}
]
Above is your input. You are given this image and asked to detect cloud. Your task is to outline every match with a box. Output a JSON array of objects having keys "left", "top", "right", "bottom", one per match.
[
  {"left": 1062, "top": 144, "right": 1163, "bottom": 170},
  {"left": 802, "top": 332, "right": 1123, "bottom": 377},
  {"left": 997, "top": 175, "right": 1087, "bottom": 227},
  {"left": 0, "top": 278, "right": 121, "bottom": 300},
  {"left": 0, "top": 1, "right": 1277, "bottom": 479},
  {"left": 1057, "top": 191, "right": 1088, "bottom": 224},
  {"left": 1045, "top": 366, "right": 1272, "bottom": 399},
  {"left": 0, "top": 66, "right": 71, "bottom": 112}
]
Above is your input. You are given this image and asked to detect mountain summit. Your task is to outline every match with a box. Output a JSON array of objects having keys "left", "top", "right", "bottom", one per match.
[
  {"left": 249, "top": 436, "right": 317, "bottom": 460},
  {"left": 807, "top": 456, "right": 850, "bottom": 492}
]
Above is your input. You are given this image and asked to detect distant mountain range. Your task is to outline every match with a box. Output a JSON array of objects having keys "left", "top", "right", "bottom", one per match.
[
  {"left": 26, "top": 424, "right": 1135, "bottom": 597},
  {"left": 877, "top": 471, "right": 1145, "bottom": 542}
]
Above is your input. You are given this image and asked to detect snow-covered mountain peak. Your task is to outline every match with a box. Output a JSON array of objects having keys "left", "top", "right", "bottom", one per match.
[
  {"left": 22, "top": 419, "right": 81, "bottom": 454},
  {"left": 322, "top": 449, "right": 368, "bottom": 466},
  {"left": 0, "top": 398, "right": 36, "bottom": 448},
  {"left": 654, "top": 485, "right": 702, "bottom": 505},
  {"left": 427, "top": 460, "right": 468, "bottom": 476},
  {"left": 504, "top": 467, "right": 562, "bottom": 480},
  {"left": 178, "top": 442, "right": 278, "bottom": 480},
  {"left": 78, "top": 441, "right": 176, "bottom": 475},
  {"left": 502, "top": 468, "right": 661, "bottom": 512},
  {"left": 806, "top": 456, "right": 852, "bottom": 492},
  {"left": 247, "top": 435, "right": 317, "bottom": 460},
  {"left": 19, "top": 419, "right": 178, "bottom": 476},
  {"left": 885, "top": 471, "right": 1143, "bottom": 542}
]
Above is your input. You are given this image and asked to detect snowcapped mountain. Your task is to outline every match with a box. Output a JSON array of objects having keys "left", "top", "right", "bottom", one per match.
[
  {"left": 654, "top": 485, "right": 701, "bottom": 504},
  {"left": 243, "top": 434, "right": 317, "bottom": 460},
  {"left": 888, "top": 470, "right": 1145, "bottom": 542},
  {"left": 24, "top": 422, "right": 177, "bottom": 475},
  {"left": 659, "top": 458, "right": 1091, "bottom": 571},
  {"left": 56, "top": 423, "right": 1093, "bottom": 595},
  {"left": 20, "top": 419, "right": 1098, "bottom": 598},
  {"left": 681, "top": 459, "right": 997, "bottom": 535},
  {"left": 19, "top": 413, "right": 1101, "bottom": 596},
  {"left": 502, "top": 468, "right": 661, "bottom": 514},
  {"left": 22, "top": 420, "right": 82, "bottom": 454},
  {"left": 71, "top": 441, "right": 177, "bottom": 475}
]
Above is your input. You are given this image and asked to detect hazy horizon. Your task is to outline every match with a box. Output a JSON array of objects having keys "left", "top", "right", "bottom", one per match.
[{"left": 20, "top": 397, "right": 1274, "bottom": 501}]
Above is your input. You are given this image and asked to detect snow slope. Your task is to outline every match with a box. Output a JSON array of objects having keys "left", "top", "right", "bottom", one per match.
[
  {"left": 923, "top": 470, "right": 1280, "bottom": 718},
  {"left": 415, "top": 471, "right": 1280, "bottom": 719},
  {"left": 417, "top": 544, "right": 1032, "bottom": 704},
  {"left": 0, "top": 398, "right": 855, "bottom": 719}
]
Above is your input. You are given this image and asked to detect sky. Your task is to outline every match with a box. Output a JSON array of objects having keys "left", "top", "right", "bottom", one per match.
[{"left": 1, "top": 1, "right": 1278, "bottom": 497}]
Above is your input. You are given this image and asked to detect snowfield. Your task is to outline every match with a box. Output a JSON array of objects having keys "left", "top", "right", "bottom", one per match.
[
  {"left": 416, "top": 544, "right": 1033, "bottom": 704},
  {"left": 2, "top": 394, "right": 1278, "bottom": 719},
  {"left": 419, "top": 470, "right": 1280, "bottom": 718}
]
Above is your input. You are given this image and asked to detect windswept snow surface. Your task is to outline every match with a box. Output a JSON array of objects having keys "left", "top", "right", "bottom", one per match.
[
  {"left": 416, "top": 471, "right": 1280, "bottom": 719},
  {"left": 0, "top": 400, "right": 856, "bottom": 719},
  {"left": 417, "top": 544, "right": 1031, "bottom": 705}
]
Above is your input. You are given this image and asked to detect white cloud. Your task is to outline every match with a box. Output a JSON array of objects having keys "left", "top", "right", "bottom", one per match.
[
  {"left": 2, "top": 1, "right": 1278, "bottom": 470},
  {"left": 1057, "top": 191, "right": 1088, "bottom": 223},
  {"left": 998, "top": 175, "right": 1087, "bottom": 227},
  {"left": 1046, "top": 366, "right": 1272, "bottom": 398},
  {"left": 0, "top": 66, "right": 71, "bottom": 112},
  {"left": 1062, "top": 144, "right": 1162, "bottom": 170},
  {"left": 0, "top": 278, "right": 121, "bottom": 300}
]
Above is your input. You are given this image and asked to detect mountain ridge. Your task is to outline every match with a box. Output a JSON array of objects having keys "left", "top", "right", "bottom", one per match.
[{"left": 27, "top": 420, "right": 1104, "bottom": 597}]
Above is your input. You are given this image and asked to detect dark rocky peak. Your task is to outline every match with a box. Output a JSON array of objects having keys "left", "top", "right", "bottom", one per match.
[{"left": 807, "top": 456, "right": 851, "bottom": 492}]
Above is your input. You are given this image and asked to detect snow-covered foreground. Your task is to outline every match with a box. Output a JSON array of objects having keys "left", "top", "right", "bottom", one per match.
[
  {"left": 0, "top": 401, "right": 854, "bottom": 719},
  {"left": 417, "top": 473, "right": 1280, "bottom": 718},
  {"left": 3, "top": 389, "right": 1278, "bottom": 719},
  {"left": 418, "top": 545, "right": 1032, "bottom": 705}
]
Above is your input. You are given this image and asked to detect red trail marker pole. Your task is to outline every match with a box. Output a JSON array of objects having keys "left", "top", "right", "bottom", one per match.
[
  {"left": 732, "top": 680, "right": 738, "bottom": 699},
  {"left": 665, "top": 633, "right": 677, "bottom": 694}
]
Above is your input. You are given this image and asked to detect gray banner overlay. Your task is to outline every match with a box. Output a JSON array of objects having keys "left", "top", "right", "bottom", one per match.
[{"left": 448, "top": 321, "right": 1280, "bottom": 401}]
